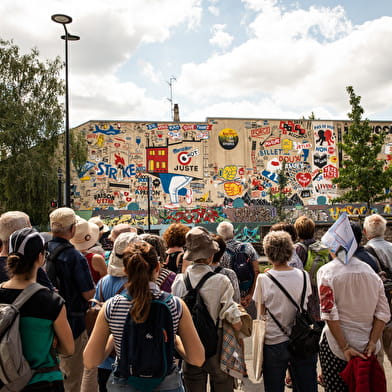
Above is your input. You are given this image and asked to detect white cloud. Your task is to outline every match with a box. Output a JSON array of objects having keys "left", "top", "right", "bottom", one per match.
[
  {"left": 208, "top": 6, "right": 220, "bottom": 16},
  {"left": 1, "top": 0, "right": 392, "bottom": 126},
  {"left": 139, "top": 61, "right": 162, "bottom": 84},
  {"left": 209, "top": 24, "right": 234, "bottom": 50},
  {"left": 177, "top": 4, "right": 392, "bottom": 120}
]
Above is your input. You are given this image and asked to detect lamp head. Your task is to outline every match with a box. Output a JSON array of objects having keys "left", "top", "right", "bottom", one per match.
[{"left": 51, "top": 14, "right": 72, "bottom": 24}]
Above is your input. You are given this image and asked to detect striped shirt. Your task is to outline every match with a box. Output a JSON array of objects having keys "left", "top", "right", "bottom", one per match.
[{"left": 105, "top": 282, "right": 182, "bottom": 357}]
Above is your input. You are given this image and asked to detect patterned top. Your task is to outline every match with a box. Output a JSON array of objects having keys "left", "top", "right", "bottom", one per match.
[
  {"left": 220, "top": 239, "right": 259, "bottom": 297},
  {"left": 105, "top": 282, "right": 182, "bottom": 358}
]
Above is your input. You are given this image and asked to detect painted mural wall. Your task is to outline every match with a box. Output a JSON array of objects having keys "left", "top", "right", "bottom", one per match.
[{"left": 72, "top": 118, "right": 392, "bottom": 220}]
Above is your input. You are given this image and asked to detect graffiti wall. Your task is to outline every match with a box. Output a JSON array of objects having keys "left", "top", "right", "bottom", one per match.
[{"left": 71, "top": 118, "right": 392, "bottom": 218}]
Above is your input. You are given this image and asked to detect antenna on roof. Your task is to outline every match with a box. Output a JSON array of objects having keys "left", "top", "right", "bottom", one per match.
[{"left": 166, "top": 76, "right": 176, "bottom": 121}]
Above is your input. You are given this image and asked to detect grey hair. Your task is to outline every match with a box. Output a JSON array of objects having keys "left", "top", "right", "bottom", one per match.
[
  {"left": 216, "top": 221, "right": 234, "bottom": 240},
  {"left": 364, "top": 214, "right": 387, "bottom": 239},
  {"left": 263, "top": 230, "right": 293, "bottom": 265}
]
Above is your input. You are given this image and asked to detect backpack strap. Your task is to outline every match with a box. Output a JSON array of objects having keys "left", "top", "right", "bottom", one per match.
[
  {"left": 184, "top": 271, "right": 215, "bottom": 292},
  {"left": 214, "top": 266, "right": 223, "bottom": 274},
  {"left": 12, "top": 283, "right": 47, "bottom": 310}
]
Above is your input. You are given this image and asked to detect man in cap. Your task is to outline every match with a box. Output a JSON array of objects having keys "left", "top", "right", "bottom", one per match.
[
  {"left": 0, "top": 211, "right": 53, "bottom": 288},
  {"left": 47, "top": 207, "right": 95, "bottom": 392},
  {"left": 172, "top": 226, "right": 241, "bottom": 392}
]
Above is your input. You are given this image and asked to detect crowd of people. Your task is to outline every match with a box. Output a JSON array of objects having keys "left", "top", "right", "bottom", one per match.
[{"left": 0, "top": 207, "right": 391, "bottom": 392}]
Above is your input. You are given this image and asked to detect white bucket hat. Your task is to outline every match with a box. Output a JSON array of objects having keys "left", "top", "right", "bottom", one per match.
[
  {"left": 70, "top": 216, "right": 99, "bottom": 251},
  {"left": 108, "top": 232, "right": 138, "bottom": 276}
]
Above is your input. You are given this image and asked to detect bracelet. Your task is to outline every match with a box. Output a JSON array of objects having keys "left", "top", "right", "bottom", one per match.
[{"left": 342, "top": 343, "right": 350, "bottom": 351}]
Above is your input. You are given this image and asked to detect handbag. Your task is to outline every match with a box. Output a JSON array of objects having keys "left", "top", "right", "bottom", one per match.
[
  {"left": 251, "top": 295, "right": 266, "bottom": 382},
  {"left": 265, "top": 270, "right": 322, "bottom": 359}
]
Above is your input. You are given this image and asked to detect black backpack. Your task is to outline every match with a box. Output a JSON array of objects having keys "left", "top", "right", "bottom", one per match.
[
  {"left": 226, "top": 244, "right": 254, "bottom": 292},
  {"left": 182, "top": 272, "right": 218, "bottom": 358},
  {"left": 265, "top": 270, "right": 322, "bottom": 359},
  {"left": 45, "top": 241, "right": 73, "bottom": 291},
  {"left": 114, "top": 292, "right": 175, "bottom": 392}
]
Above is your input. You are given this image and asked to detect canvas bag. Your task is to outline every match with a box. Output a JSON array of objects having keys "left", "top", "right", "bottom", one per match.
[
  {"left": 0, "top": 283, "right": 55, "bottom": 392},
  {"left": 265, "top": 270, "right": 322, "bottom": 359},
  {"left": 114, "top": 292, "right": 175, "bottom": 392},
  {"left": 251, "top": 297, "right": 265, "bottom": 382}
]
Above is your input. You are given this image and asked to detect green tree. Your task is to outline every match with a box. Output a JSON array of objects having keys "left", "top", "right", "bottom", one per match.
[
  {"left": 332, "top": 86, "right": 392, "bottom": 210},
  {"left": 269, "top": 160, "right": 292, "bottom": 222},
  {"left": 0, "top": 38, "right": 64, "bottom": 226}
]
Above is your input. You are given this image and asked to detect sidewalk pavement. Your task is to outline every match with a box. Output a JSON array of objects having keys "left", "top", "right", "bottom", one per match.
[{"left": 237, "top": 336, "right": 392, "bottom": 391}]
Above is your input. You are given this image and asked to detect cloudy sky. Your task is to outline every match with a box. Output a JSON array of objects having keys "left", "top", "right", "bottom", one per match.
[{"left": 2, "top": 0, "right": 392, "bottom": 127}]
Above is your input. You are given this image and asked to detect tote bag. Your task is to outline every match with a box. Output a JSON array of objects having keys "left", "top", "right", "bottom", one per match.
[{"left": 251, "top": 299, "right": 265, "bottom": 381}]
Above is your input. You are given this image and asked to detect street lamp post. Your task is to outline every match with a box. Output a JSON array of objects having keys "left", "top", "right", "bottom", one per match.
[{"left": 51, "top": 14, "right": 80, "bottom": 208}]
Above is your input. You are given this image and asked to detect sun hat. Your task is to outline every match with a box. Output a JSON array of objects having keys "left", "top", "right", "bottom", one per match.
[
  {"left": 70, "top": 216, "right": 99, "bottom": 251},
  {"left": 108, "top": 223, "right": 133, "bottom": 242},
  {"left": 0, "top": 211, "right": 30, "bottom": 242},
  {"left": 49, "top": 207, "right": 76, "bottom": 230},
  {"left": 108, "top": 232, "right": 138, "bottom": 276},
  {"left": 89, "top": 216, "right": 110, "bottom": 233},
  {"left": 184, "top": 227, "right": 219, "bottom": 261},
  {"left": 9, "top": 227, "right": 44, "bottom": 263}
]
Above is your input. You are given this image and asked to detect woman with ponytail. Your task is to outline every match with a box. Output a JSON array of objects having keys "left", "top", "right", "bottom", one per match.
[
  {"left": 0, "top": 228, "right": 74, "bottom": 391},
  {"left": 84, "top": 240, "right": 204, "bottom": 391}
]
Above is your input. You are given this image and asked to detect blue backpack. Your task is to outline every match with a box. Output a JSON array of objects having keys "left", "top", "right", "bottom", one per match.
[{"left": 113, "top": 292, "right": 175, "bottom": 392}]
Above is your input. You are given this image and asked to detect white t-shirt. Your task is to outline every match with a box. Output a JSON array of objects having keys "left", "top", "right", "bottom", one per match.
[{"left": 253, "top": 268, "right": 312, "bottom": 345}]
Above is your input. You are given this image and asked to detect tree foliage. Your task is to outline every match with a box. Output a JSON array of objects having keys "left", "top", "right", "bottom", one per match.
[
  {"left": 332, "top": 86, "right": 392, "bottom": 210},
  {"left": 269, "top": 160, "right": 293, "bottom": 222},
  {"left": 0, "top": 38, "right": 64, "bottom": 226}
]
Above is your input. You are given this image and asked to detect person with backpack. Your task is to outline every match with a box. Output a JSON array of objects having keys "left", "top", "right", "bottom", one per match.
[
  {"left": 294, "top": 215, "right": 329, "bottom": 323},
  {"left": 0, "top": 228, "right": 74, "bottom": 391},
  {"left": 83, "top": 239, "right": 204, "bottom": 391},
  {"left": 217, "top": 221, "right": 259, "bottom": 318},
  {"left": 46, "top": 208, "right": 95, "bottom": 392},
  {"left": 172, "top": 226, "right": 242, "bottom": 392},
  {"left": 363, "top": 213, "right": 392, "bottom": 366},
  {"left": 253, "top": 230, "right": 317, "bottom": 392},
  {"left": 317, "top": 216, "right": 390, "bottom": 392},
  {"left": 92, "top": 232, "right": 138, "bottom": 392},
  {"left": 162, "top": 223, "right": 190, "bottom": 274}
]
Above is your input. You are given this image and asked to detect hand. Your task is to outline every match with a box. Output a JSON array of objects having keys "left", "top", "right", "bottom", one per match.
[
  {"left": 343, "top": 346, "right": 367, "bottom": 361},
  {"left": 364, "top": 341, "right": 377, "bottom": 357}
]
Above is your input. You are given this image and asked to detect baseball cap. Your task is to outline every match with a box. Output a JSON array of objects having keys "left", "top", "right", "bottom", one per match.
[{"left": 49, "top": 207, "right": 76, "bottom": 230}]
